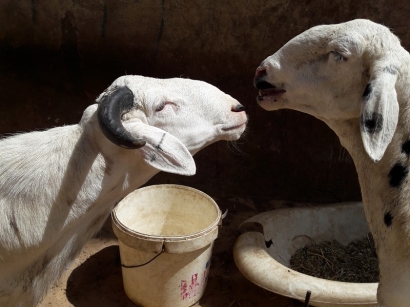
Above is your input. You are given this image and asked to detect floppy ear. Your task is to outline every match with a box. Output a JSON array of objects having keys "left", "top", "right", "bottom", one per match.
[
  {"left": 123, "top": 120, "right": 196, "bottom": 175},
  {"left": 360, "top": 65, "right": 399, "bottom": 162}
]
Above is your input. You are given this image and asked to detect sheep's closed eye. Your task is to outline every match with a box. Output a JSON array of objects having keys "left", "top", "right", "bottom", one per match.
[
  {"left": 330, "top": 51, "right": 347, "bottom": 62},
  {"left": 155, "top": 101, "right": 173, "bottom": 112}
]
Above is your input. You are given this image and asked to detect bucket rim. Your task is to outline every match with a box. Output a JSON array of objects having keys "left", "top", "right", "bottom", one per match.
[{"left": 112, "top": 184, "right": 222, "bottom": 242}]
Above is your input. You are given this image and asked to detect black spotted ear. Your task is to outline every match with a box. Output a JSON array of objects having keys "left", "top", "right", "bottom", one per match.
[{"left": 360, "top": 67, "right": 399, "bottom": 162}]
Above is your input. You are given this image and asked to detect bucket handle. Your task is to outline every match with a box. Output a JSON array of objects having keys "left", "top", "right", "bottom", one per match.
[
  {"left": 119, "top": 245, "right": 165, "bottom": 268},
  {"left": 218, "top": 209, "right": 228, "bottom": 226}
]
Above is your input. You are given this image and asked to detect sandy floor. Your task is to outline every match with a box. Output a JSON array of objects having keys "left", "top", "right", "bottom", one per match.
[{"left": 38, "top": 198, "right": 306, "bottom": 307}]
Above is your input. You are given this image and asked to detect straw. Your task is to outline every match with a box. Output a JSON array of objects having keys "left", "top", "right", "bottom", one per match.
[{"left": 289, "top": 233, "right": 379, "bottom": 283}]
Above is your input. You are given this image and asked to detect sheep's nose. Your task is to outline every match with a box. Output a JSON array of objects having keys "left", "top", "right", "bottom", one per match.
[
  {"left": 255, "top": 68, "right": 267, "bottom": 78},
  {"left": 254, "top": 68, "right": 270, "bottom": 89},
  {"left": 232, "top": 104, "right": 245, "bottom": 112}
]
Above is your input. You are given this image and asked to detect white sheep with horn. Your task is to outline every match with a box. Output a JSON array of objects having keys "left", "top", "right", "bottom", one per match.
[
  {"left": 254, "top": 19, "right": 410, "bottom": 306},
  {"left": 0, "top": 75, "right": 247, "bottom": 306}
]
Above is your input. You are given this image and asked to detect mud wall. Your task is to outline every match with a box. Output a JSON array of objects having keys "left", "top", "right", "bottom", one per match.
[{"left": 1, "top": 0, "right": 408, "bottom": 203}]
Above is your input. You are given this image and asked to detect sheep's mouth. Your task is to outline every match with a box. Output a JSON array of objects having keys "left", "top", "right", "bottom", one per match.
[
  {"left": 255, "top": 80, "right": 286, "bottom": 101},
  {"left": 222, "top": 121, "right": 248, "bottom": 131},
  {"left": 257, "top": 88, "right": 286, "bottom": 101}
]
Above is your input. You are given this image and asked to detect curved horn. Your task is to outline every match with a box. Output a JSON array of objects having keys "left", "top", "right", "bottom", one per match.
[{"left": 97, "top": 86, "right": 146, "bottom": 149}]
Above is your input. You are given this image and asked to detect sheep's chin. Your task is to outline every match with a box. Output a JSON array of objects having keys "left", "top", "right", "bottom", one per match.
[
  {"left": 257, "top": 92, "right": 285, "bottom": 111},
  {"left": 220, "top": 123, "right": 247, "bottom": 140}
]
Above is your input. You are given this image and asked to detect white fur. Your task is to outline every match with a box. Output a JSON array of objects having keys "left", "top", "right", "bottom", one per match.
[
  {"left": 0, "top": 75, "right": 247, "bottom": 306},
  {"left": 255, "top": 19, "right": 410, "bottom": 306}
]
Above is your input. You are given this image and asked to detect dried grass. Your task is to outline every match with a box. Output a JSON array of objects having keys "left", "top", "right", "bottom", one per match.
[{"left": 289, "top": 233, "right": 379, "bottom": 283}]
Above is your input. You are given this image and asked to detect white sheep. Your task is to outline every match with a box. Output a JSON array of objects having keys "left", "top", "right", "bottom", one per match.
[
  {"left": 254, "top": 19, "right": 410, "bottom": 307},
  {"left": 0, "top": 75, "right": 247, "bottom": 306}
]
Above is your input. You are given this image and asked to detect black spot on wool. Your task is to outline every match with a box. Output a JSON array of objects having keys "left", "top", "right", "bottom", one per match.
[
  {"left": 362, "top": 83, "right": 372, "bottom": 99},
  {"left": 384, "top": 211, "right": 393, "bottom": 227},
  {"left": 361, "top": 112, "right": 383, "bottom": 133},
  {"left": 402, "top": 140, "right": 410, "bottom": 155},
  {"left": 9, "top": 216, "right": 19, "bottom": 234},
  {"left": 389, "top": 162, "right": 409, "bottom": 187}
]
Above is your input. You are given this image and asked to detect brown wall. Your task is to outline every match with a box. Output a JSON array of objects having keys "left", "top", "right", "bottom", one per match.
[{"left": 1, "top": 0, "right": 408, "bottom": 203}]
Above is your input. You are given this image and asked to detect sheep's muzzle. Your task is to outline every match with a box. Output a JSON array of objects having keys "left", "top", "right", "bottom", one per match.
[{"left": 254, "top": 75, "right": 286, "bottom": 102}]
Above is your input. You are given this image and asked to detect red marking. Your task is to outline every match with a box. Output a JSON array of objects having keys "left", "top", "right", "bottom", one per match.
[
  {"left": 181, "top": 271, "right": 206, "bottom": 300},
  {"left": 180, "top": 280, "right": 189, "bottom": 300},
  {"left": 180, "top": 257, "right": 212, "bottom": 300}
]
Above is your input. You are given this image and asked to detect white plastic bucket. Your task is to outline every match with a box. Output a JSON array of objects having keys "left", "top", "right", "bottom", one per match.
[{"left": 111, "top": 184, "right": 221, "bottom": 307}]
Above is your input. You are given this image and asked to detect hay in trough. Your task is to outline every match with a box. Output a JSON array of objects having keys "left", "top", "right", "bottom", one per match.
[{"left": 289, "top": 233, "right": 379, "bottom": 283}]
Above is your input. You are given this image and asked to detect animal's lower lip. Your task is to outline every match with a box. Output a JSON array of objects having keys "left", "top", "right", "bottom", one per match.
[
  {"left": 258, "top": 88, "right": 286, "bottom": 101},
  {"left": 222, "top": 122, "right": 247, "bottom": 131}
]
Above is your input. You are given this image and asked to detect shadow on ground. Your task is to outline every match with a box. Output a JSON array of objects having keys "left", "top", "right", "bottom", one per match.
[{"left": 66, "top": 245, "right": 136, "bottom": 307}]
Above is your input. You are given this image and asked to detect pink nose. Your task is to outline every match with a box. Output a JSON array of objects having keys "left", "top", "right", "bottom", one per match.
[{"left": 255, "top": 68, "right": 267, "bottom": 78}]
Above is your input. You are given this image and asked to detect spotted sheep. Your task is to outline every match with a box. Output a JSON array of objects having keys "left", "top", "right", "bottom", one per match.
[
  {"left": 254, "top": 19, "right": 410, "bottom": 307},
  {"left": 0, "top": 75, "right": 247, "bottom": 306}
]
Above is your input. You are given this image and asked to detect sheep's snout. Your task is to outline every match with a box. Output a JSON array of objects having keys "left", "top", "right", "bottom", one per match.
[
  {"left": 254, "top": 68, "right": 269, "bottom": 88},
  {"left": 218, "top": 100, "right": 247, "bottom": 142},
  {"left": 254, "top": 63, "right": 287, "bottom": 105},
  {"left": 255, "top": 67, "right": 267, "bottom": 79},
  {"left": 254, "top": 73, "right": 286, "bottom": 103}
]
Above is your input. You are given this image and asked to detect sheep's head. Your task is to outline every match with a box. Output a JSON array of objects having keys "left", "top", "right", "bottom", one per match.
[
  {"left": 93, "top": 75, "right": 247, "bottom": 175},
  {"left": 254, "top": 19, "right": 407, "bottom": 162}
]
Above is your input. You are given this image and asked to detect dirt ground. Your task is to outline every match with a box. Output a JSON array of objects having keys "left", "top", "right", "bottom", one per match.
[{"left": 38, "top": 198, "right": 307, "bottom": 307}]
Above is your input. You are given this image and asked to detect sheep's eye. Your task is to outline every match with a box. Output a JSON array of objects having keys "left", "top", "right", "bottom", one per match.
[
  {"left": 155, "top": 102, "right": 167, "bottom": 112},
  {"left": 330, "top": 51, "right": 347, "bottom": 62},
  {"left": 155, "top": 101, "right": 174, "bottom": 112}
]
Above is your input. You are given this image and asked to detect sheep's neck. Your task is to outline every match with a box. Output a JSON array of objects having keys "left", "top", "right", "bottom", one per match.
[{"left": 326, "top": 117, "right": 410, "bottom": 290}]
